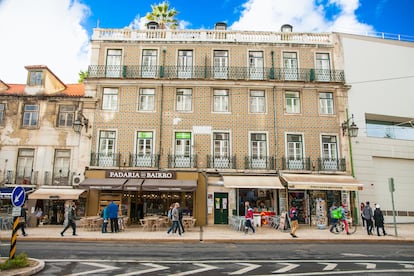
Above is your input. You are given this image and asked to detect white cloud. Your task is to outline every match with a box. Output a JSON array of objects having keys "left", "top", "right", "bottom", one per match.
[
  {"left": 230, "top": 0, "right": 374, "bottom": 34},
  {"left": 0, "top": 0, "right": 90, "bottom": 83}
]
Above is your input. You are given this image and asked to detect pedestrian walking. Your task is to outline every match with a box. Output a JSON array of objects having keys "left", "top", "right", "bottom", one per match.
[
  {"left": 362, "top": 201, "right": 374, "bottom": 235},
  {"left": 101, "top": 206, "right": 108, "bottom": 233},
  {"left": 289, "top": 205, "right": 299, "bottom": 238},
  {"left": 167, "top": 202, "right": 181, "bottom": 236},
  {"left": 373, "top": 204, "right": 387, "bottom": 236},
  {"left": 360, "top": 202, "right": 366, "bottom": 228},
  {"left": 61, "top": 202, "right": 77, "bottom": 236},
  {"left": 329, "top": 202, "right": 338, "bottom": 233},
  {"left": 17, "top": 204, "right": 28, "bottom": 236},
  {"left": 174, "top": 204, "right": 185, "bottom": 234},
  {"left": 107, "top": 201, "right": 119, "bottom": 233},
  {"left": 244, "top": 206, "right": 256, "bottom": 234}
]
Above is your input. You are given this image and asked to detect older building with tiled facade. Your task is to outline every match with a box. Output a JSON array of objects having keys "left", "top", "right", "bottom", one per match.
[{"left": 82, "top": 23, "right": 362, "bottom": 227}]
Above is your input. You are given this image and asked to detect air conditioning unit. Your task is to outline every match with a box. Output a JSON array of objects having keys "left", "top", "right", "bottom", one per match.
[{"left": 72, "top": 176, "right": 82, "bottom": 186}]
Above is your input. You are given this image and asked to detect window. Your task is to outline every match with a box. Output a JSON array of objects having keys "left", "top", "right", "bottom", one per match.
[
  {"left": 102, "top": 88, "right": 119, "bottom": 111},
  {"left": 53, "top": 150, "right": 71, "bottom": 185},
  {"left": 287, "top": 134, "right": 303, "bottom": 160},
  {"left": 283, "top": 52, "right": 298, "bottom": 80},
  {"left": 98, "top": 131, "right": 116, "bottom": 166},
  {"left": 139, "top": 88, "right": 155, "bottom": 111},
  {"left": 176, "top": 88, "right": 192, "bottom": 111},
  {"left": 315, "top": 53, "right": 331, "bottom": 81},
  {"left": 58, "top": 105, "right": 75, "bottom": 127},
  {"left": 22, "top": 104, "right": 39, "bottom": 127},
  {"left": 250, "top": 90, "right": 266, "bottom": 113},
  {"left": 319, "top": 92, "right": 334, "bottom": 114},
  {"left": 0, "top": 103, "right": 4, "bottom": 125},
  {"left": 322, "top": 135, "right": 338, "bottom": 159},
  {"left": 213, "top": 132, "right": 230, "bottom": 158},
  {"left": 106, "top": 49, "right": 122, "bottom": 77},
  {"left": 29, "top": 71, "right": 43, "bottom": 86},
  {"left": 178, "top": 50, "right": 193, "bottom": 78},
  {"left": 213, "top": 50, "right": 228, "bottom": 79},
  {"left": 366, "top": 120, "right": 414, "bottom": 141},
  {"left": 213, "top": 89, "right": 229, "bottom": 112},
  {"left": 174, "top": 132, "right": 192, "bottom": 167},
  {"left": 136, "top": 131, "right": 154, "bottom": 167},
  {"left": 250, "top": 133, "right": 267, "bottom": 168},
  {"left": 142, "top": 49, "right": 158, "bottom": 78},
  {"left": 249, "top": 51, "right": 264, "bottom": 80},
  {"left": 285, "top": 91, "right": 300, "bottom": 113},
  {"left": 16, "top": 149, "right": 34, "bottom": 184}
]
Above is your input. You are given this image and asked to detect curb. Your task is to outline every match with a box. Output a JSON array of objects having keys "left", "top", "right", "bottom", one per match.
[{"left": 0, "top": 258, "right": 44, "bottom": 276}]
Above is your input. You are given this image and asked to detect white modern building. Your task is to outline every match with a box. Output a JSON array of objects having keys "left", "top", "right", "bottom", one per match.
[{"left": 340, "top": 33, "right": 414, "bottom": 223}]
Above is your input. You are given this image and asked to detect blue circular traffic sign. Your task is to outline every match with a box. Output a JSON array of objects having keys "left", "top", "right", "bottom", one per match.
[{"left": 12, "top": 186, "right": 25, "bottom": 207}]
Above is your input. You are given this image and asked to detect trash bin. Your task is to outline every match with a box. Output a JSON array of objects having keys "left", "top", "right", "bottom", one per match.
[{"left": 253, "top": 214, "right": 261, "bottom": 227}]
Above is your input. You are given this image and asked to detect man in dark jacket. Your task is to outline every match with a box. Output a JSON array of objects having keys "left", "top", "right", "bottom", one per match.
[
  {"left": 362, "top": 201, "right": 374, "bottom": 235},
  {"left": 107, "top": 201, "right": 119, "bottom": 233},
  {"left": 61, "top": 202, "right": 77, "bottom": 236},
  {"left": 373, "top": 204, "right": 387, "bottom": 236},
  {"left": 17, "top": 204, "right": 28, "bottom": 236}
]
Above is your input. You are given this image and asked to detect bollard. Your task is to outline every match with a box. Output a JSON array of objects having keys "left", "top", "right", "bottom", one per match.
[
  {"left": 199, "top": 226, "right": 203, "bottom": 242},
  {"left": 9, "top": 216, "right": 19, "bottom": 259}
]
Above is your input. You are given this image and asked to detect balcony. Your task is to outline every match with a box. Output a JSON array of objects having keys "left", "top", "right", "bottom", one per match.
[
  {"left": 282, "top": 157, "right": 311, "bottom": 171},
  {"left": 0, "top": 170, "right": 38, "bottom": 186},
  {"left": 207, "top": 155, "right": 237, "bottom": 169},
  {"left": 43, "top": 169, "right": 72, "bottom": 186},
  {"left": 245, "top": 156, "right": 275, "bottom": 170},
  {"left": 130, "top": 153, "right": 160, "bottom": 168},
  {"left": 87, "top": 65, "right": 345, "bottom": 83},
  {"left": 317, "top": 158, "right": 346, "bottom": 172},
  {"left": 90, "top": 153, "right": 121, "bottom": 167},
  {"left": 168, "top": 154, "right": 198, "bottom": 168}
]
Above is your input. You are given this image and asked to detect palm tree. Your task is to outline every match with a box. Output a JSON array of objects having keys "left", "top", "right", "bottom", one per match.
[{"left": 145, "top": 1, "right": 179, "bottom": 29}]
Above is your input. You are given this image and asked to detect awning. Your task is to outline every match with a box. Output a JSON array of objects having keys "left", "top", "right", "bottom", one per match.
[
  {"left": 79, "top": 178, "right": 127, "bottom": 190},
  {"left": 28, "top": 188, "right": 86, "bottom": 200},
  {"left": 280, "top": 174, "right": 363, "bottom": 191},
  {"left": 0, "top": 187, "right": 33, "bottom": 199},
  {"left": 223, "top": 176, "right": 284, "bottom": 189},
  {"left": 141, "top": 179, "right": 197, "bottom": 192},
  {"left": 124, "top": 179, "right": 144, "bottom": 191}
]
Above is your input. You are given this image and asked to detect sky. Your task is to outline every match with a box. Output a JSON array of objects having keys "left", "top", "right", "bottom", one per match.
[{"left": 0, "top": 0, "right": 413, "bottom": 84}]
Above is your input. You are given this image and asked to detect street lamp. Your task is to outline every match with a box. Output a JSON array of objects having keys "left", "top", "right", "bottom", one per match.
[
  {"left": 73, "top": 112, "right": 89, "bottom": 133},
  {"left": 342, "top": 114, "right": 359, "bottom": 138}
]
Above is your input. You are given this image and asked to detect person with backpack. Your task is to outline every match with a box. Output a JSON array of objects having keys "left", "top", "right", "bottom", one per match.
[
  {"left": 329, "top": 202, "right": 339, "bottom": 233},
  {"left": 289, "top": 205, "right": 298, "bottom": 238}
]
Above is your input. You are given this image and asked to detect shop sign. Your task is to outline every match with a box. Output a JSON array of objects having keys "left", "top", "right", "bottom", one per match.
[{"left": 105, "top": 170, "right": 176, "bottom": 179}]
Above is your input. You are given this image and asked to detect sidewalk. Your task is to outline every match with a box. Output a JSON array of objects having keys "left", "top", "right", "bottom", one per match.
[{"left": 1, "top": 223, "right": 413, "bottom": 243}]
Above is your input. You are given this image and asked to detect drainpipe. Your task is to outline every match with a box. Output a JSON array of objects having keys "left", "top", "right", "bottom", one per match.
[
  {"left": 158, "top": 84, "right": 164, "bottom": 169},
  {"left": 272, "top": 86, "right": 277, "bottom": 171}
]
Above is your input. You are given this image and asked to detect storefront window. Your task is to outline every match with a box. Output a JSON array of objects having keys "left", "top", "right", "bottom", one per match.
[{"left": 238, "top": 188, "right": 276, "bottom": 215}]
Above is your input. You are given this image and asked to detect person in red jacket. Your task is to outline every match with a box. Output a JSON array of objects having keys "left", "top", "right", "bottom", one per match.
[{"left": 244, "top": 206, "right": 256, "bottom": 234}]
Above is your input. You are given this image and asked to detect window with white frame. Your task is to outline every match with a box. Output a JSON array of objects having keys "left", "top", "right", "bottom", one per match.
[
  {"left": 105, "top": 49, "right": 122, "bottom": 77},
  {"left": 322, "top": 135, "right": 338, "bottom": 159},
  {"left": 287, "top": 134, "right": 303, "bottom": 160},
  {"left": 176, "top": 88, "right": 192, "bottom": 111},
  {"left": 0, "top": 103, "right": 4, "bottom": 125},
  {"left": 137, "top": 131, "right": 153, "bottom": 156},
  {"left": 58, "top": 105, "right": 75, "bottom": 127},
  {"left": 213, "top": 132, "right": 230, "bottom": 158},
  {"left": 22, "top": 104, "right": 39, "bottom": 127},
  {"left": 315, "top": 53, "right": 331, "bottom": 81},
  {"left": 319, "top": 92, "right": 334, "bottom": 114},
  {"left": 250, "top": 133, "right": 267, "bottom": 158},
  {"left": 249, "top": 90, "right": 266, "bottom": 113},
  {"left": 98, "top": 131, "right": 116, "bottom": 167},
  {"left": 53, "top": 150, "right": 71, "bottom": 185},
  {"left": 29, "top": 71, "right": 43, "bottom": 86},
  {"left": 283, "top": 52, "right": 298, "bottom": 80},
  {"left": 142, "top": 49, "right": 158, "bottom": 78},
  {"left": 249, "top": 51, "right": 264, "bottom": 80},
  {"left": 102, "top": 88, "right": 119, "bottom": 111},
  {"left": 213, "top": 50, "right": 228, "bottom": 79},
  {"left": 139, "top": 88, "right": 155, "bottom": 111},
  {"left": 285, "top": 91, "right": 300, "bottom": 113},
  {"left": 178, "top": 50, "right": 193, "bottom": 78},
  {"left": 213, "top": 89, "right": 229, "bottom": 112},
  {"left": 174, "top": 132, "right": 192, "bottom": 167},
  {"left": 16, "top": 148, "right": 34, "bottom": 184}
]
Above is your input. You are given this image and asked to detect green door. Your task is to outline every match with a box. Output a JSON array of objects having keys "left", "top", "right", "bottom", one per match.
[{"left": 214, "top": 192, "right": 228, "bottom": 224}]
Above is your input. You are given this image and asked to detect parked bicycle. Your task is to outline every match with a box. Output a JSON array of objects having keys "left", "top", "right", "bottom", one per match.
[{"left": 331, "top": 217, "right": 357, "bottom": 235}]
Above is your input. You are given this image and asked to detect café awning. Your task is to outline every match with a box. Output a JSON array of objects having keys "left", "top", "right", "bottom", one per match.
[
  {"left": 79, "top": 178, "right": 127, "bottom": 190},
  {"left": 124, "top": 179, "right": 144, "bottom": 191},
  {"left": 280, "top": 174, "right": 363, "bottom": 191},
  {"left": 141, "top": 179, "right": 197, "bottom": 192},
  {"left": 28, "top": 188, "right": 86, "bottom": 200},
  {"left": 223, "top": 176, "right": 284, "bottom": 189}
]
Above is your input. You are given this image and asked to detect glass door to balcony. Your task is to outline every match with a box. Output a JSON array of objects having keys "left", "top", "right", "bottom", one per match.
[
  {"left": 98, "top": 131, "right": 116, "bottom": 167},
  {"left": 178, "top": 50, "right": 193, "bottom": 78},
  {"left": 322, "top": 135, "right": 338, "bottom": 170},
  {"left": 105, "top": 49, "right": 122, "bottom": 77},
  {"left": 213, "top": 50, "right": 228, "bottom": 79},
  {"left": 141, "top": 50, "right": 157, "bottom": 78},
  {"left": 315, "top": 53, "right": 331, "bottom": 81},
  {"left": 251, "top": 133, "right": 267, "bottom": 169},
  {"left": 136, "top": 131, "right": 153, "bottom": 167},
  {"left": 213, "top": 132, "right": 230, "bottom": 168},
  {"left": 287, "top": 134, "right": 303, "bottom": 169},
  {"left": 249, "top": 51, "right": 264, "bottom": 80},
  {"left": 283, "top": 52, "right": 298, "bottom": 80},
  {"left": 174, "top": 132, "right": 191, "bottom": 168}
]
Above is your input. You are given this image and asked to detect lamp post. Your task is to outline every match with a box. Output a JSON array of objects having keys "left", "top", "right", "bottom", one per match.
[
  {"left": 341, "top": 111, "right": 358, "bottom": 177},
  {"left": 73, "top": 112, "right": 89, "bottom": 134}
]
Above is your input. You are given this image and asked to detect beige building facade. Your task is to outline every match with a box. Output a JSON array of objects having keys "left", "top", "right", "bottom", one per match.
[{"left": 81, "top": 23, "right": 362, "bottom": 227}]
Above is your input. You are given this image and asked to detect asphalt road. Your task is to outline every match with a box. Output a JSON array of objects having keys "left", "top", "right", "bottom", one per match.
[{"left": 4, "top": 241, "right": 414, "bottom": 275}]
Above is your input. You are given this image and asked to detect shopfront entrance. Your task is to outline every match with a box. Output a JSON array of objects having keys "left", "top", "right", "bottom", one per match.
[{"left": 214, "top": 192, "right": 228, "bottom": 224}]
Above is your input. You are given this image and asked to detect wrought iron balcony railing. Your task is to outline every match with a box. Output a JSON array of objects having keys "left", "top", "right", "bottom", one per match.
[
  {"left": 207, "top": 155, "right": 237, "bottom": 169},
  {"left": 87, "top": 65, "right": 345, "bottom": 83},
  {"left": 130, "top": 153, "right": 160, "bottom": 168},
  {"left": 282, "top": 157, "right": 311, "bottom": 171},
  {"left": 317, "top": 158, "right": 346, "bottom": 171},
  {"left": 168, "top": 154, "right": 198, "bottom": 168},
  {"left": 90, "top": 152, "right": 121, "bottom": 167},
  {"left": 245, "top": 156, "right": 275, "bottom": 170}
]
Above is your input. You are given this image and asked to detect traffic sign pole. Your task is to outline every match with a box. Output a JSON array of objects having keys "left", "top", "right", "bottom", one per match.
[
  {"left": 9, "top": 217, "right": 19, "bottom": 259},
  {"left": 9, "top": 186, "right": 26, "bottom": 259}
]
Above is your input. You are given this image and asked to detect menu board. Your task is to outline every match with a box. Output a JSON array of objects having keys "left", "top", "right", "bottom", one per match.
[{"left": 279, "top": 212, "right": 290, "bottom": 231}]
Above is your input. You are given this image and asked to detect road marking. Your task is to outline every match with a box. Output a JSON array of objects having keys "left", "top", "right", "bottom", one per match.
[
  {"left": 319, "top": 262, "right": 337, "bottom": 271},
  {"left": 64, "top": 262, "right": 120, "bottom": 276},
  {"left": 169, "top": 263, "right": 217, "bottom": 276},
  {"left": 273, "top": 262, "right": 300, "bottom": 273},
  {"left": 228, "top": 262, "right": 261, "bottom": 275},
  {"left": 116, "top": 263, "right": 169, "bottom": 275},
  {"left": 401, "top": 264, "right": 414, "bottom": 269},
  {"left": 355, "top": 262, "right": 376, "bottom": 269}
]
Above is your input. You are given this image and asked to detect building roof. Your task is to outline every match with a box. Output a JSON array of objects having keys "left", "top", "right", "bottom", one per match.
[{"left": 0, "top": 83, "right": 85, "bottom": 97}]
